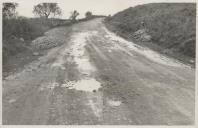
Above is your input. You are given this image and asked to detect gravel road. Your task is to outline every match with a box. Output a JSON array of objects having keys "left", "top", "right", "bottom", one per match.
[{"left": 3, "top": 18, "right": 195, "bottom": 125}]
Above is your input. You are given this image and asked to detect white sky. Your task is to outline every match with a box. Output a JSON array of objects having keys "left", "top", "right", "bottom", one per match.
[{"left": 3, "top": 0, "right": 196, "bottom": 19}]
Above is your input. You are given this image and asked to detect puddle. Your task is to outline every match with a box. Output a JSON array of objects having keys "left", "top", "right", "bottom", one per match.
[
  {"left": 40, "top": 79, "right": 101, "bottom": 92},
  {"left": 107, "top": 100, "right": 121, "bottom": 107},
  {"left": 60, "top": 32, "right": 102, "bottom": 92},
  {"left": 61, "top": 78, "right": 101, "bottom": 92}
]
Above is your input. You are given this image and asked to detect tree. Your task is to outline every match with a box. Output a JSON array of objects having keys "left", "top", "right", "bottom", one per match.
[
  {"left": 70, "top": 10, "right": 79, "bottom": 22},
  {"left": 33, "top": 3, "right": 61, "bottom": 18},
  {"left": 85, "top": 11, "right": 92, "bottom": 19},
  {"left": 3, "top": 3, "right": 18, "bottom": 19}
]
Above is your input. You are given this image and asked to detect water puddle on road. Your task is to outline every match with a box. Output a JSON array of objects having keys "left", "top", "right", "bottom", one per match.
[
  {"left": 61, "top": 32, "right": 102, "bottom": 92},
  {"left": 61, "top": 78, "right": 101, "bottom": 92},
  {"left": 39, "top": 79, "right": 101, "bottom": 92},
  {"left": 58, "top": 31, "right": 103, "bottom": 120},
  {"left": 107, "top": 100, "right": 122, "bottom": 107}
]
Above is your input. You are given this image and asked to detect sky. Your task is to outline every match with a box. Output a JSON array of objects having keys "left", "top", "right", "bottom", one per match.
[{"left": 7, "top": 0, "right": 196, "bottom": 19}]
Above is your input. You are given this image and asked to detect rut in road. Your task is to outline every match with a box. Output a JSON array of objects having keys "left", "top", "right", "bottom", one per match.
[{"left": 3, "top": 18, "right": 195, "bottom": 125}]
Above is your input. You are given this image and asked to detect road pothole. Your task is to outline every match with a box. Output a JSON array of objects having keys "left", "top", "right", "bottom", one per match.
[{"left": 61, "top": 78, "right": 101, "bottom": 92}]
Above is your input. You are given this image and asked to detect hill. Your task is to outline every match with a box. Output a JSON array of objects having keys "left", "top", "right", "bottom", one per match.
[{"left": 105, "top": 3, "right": 196, "bottom": 64}]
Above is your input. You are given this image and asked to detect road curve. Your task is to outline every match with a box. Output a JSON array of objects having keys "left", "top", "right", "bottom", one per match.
[{"left": 3, "top": 18, "right": 195, "bottom": 125}]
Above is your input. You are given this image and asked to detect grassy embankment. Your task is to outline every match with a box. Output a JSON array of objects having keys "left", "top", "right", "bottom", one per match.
[
  {"left": 105, "top": 3, "right": 196, "bottom": 65},
  {"left": 3, "top": 17, "right": 71, "bottom": 76},
  {"left": 3, "top": 18, "right": 70, "bottom": 62}
]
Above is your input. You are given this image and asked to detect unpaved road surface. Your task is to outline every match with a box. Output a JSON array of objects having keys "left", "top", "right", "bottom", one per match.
[{"left": 3, "top": 18, "right": 195, "bottom": 125}]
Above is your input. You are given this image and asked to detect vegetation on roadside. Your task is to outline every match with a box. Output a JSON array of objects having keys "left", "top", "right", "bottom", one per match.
[
  {"left": 3, "top": 3, "right": 18, "bottom": 19},
  {"left": 33, "top": 3, "right": 62, "bottom": 18},
  {"left": 2, "top": 2, "right": 98, "bottom": 65},
  {"left": 85, "top": 11, "right": 93, "bottom": 19},
  {"left": 70, "top": 10, "right": 80, "bottom": 22},
  {"left": 105, "top": 3, "right": 196, "bottom": 61},
  {"left": 3, "top": 15, "right": 66, "bottom": 64}
]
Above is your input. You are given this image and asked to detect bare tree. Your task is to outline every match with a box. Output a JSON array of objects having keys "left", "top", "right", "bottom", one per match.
[
  {"left": 3, "top": 3, "right": 18, "bottom": 19},
  {"left": 85, "top": 11, "right": 93, "bottom": 19},
  {"left": 33, "top": 3, "right": 62, "bottom": 18},
  {"left": 70, "top": 10, "right": 79, "bottom": 22}
]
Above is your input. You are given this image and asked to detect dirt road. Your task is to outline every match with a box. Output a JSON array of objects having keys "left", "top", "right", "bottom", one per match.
[{"left": 3, "top": 18, "right": 195, "bottom": 125}]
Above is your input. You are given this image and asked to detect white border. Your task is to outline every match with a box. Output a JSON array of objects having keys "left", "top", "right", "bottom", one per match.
[{"left": 0, "top": 0, "right": 197, "bottom": 128}]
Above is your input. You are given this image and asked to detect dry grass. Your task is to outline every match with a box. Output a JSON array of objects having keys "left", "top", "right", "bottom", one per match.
[
  {"left": 3, "top": 17, "right": 70, "bottom": 63},
  {"left": 105, "top": 3, "right": 196, "bottom": 58}
]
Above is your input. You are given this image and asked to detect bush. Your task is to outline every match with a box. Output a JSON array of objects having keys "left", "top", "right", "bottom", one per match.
[
  {"left": 3, "top": 17, "right": 64, "bottom": 63},
  {"left": 3, "top": 18, "right": 52, "bottom": 41}
]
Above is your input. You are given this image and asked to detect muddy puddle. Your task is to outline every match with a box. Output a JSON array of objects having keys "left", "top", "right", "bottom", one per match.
[
  {"left": 107, "top": 100, "right": 122, "bottom": 107},
  {"left": 61, "top": 78, "right": 101, "bottom": 92},
  {"left": 60, "top": 31, "right": 102, "bottom": 92}
]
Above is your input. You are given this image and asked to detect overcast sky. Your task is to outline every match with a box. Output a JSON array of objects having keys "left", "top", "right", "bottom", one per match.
[{"left": 11, "top": 0, "right": 196, "bottom": 19}]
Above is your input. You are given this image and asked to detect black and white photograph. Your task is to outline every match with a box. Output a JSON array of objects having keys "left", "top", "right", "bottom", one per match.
[{"left": 1, "top": 0, "right": 196, "bottom": 126}]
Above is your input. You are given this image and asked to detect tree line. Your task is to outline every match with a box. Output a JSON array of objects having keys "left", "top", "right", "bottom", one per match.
[{"left": 3, "top": 3, "right": 93, "bottom": 22}]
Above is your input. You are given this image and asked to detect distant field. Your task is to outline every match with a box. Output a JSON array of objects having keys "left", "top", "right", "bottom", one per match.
[{"left": 105, "top": 3, "right": 196, "bottom": 63}]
